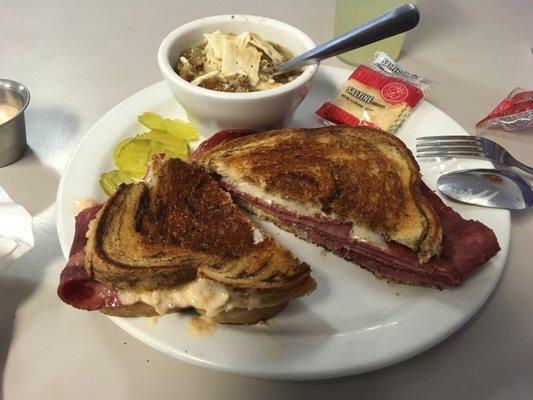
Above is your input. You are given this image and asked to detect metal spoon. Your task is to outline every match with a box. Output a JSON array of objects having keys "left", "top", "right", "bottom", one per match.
[
  {"left": 273, "top": 3, "right": 420, "bottom": 76},
  {"left": 437, "top": 169, "right": 533, "bottom": 210}
]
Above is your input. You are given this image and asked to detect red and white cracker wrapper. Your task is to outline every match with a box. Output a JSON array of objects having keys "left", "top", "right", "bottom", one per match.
[
  {"left": 476, "top": 88, "right": 533, "bottom": 132},
  {"left": 316, "top": 52, "right": 433, "bottom": 133}
]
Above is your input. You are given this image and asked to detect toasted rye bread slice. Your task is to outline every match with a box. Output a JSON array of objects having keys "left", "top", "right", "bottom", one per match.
[
  {"left": 85, "top": 158, "right": 314, "bottom": 301},
  {"left": 194, "top": 126, "right": 442, "bottom": 262}
]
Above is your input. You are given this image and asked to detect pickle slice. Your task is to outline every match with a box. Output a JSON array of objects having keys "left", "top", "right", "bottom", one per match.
[
  {"left": 111, "top": 113, "right": 196, "bottom": 182},
  {"left": 138, "top": 112, "right": 198, "bottom": 140},
  {"left": 113, "top": 137, "right": 133, "bottom": 162},
  {"left": 163, "top": 119, "right": 198, "bottom": 140},
  {"left": 147, "top": 139, "right": 181, "bottom": 159},
  {"left": 141, "top": 132, "right": 188, "bottom": 160},
  {"left": 138, "top": 130, "right": 188, "bottom": 154},
  {"left": 115, "top": 137, "right": 187, "bottom": 179},
  {"left": 115, "top": 138, "right": 154, "bottom": 178},
  {"left": 99, "top": 170, "right": 133, "bottom": 195},
  {"left": 138, "top": 112, "right": 165, "bottom": 131}
]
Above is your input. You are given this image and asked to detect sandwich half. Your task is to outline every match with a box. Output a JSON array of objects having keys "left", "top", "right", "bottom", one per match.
[
  {"left": 191, "top": 126, "right": 500, "bottom": 288},
  {"left": 58, "top": 158, "right": 315, "bottom": 324}
]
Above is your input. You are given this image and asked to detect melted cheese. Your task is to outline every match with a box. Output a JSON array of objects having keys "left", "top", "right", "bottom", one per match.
[
  {"left": 349, "top": 225, "right": 388, "bottom": 250},
  {"left": 232, "top": 181, "right": 328, "bottom": 219},
  {"left": 118, "top": 278, "right": 279, "bottom": 317},
  {"left": 187, "top": 316, "right": 217, "bottom": 338},
  {"left": 229, "top": 180, "right": 388, "bottom": 250},
  {"left": 119, "top": 278, "right": 229, "bottom": 317}
]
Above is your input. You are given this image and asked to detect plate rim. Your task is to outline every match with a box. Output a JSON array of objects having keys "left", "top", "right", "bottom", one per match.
[{"left": 56, "top": 66, "right": 510, "bottom": 380}]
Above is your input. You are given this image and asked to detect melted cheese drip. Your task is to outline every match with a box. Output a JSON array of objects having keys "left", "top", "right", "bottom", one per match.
[
  {"left": 187, "top": 316, "right": 217, "bottom": 338},
  {"left": 119, "top": 278, "right": 230, "bottom": 317},
  {"left": 118, "top": 278, "right": 280, "bottom": 317}
]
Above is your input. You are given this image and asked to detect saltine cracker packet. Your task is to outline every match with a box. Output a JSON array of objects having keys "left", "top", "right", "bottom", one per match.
[{"left": 316, "top": 52, "right": 434, "bottom": 133}]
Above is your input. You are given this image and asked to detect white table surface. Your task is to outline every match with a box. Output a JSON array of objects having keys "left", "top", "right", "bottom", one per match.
[{"left": 1, "top": 1, "right": 532, "bottom": 399}]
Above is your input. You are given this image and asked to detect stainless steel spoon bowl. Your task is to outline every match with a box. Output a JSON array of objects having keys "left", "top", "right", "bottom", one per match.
[{"left": 437, "top": 169, "right": 533, "bottom": 210}]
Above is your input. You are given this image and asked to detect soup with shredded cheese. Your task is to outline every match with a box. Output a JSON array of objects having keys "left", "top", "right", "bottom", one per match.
[{"left": 175, "top": 30, "right": 302, "bottom": 93}]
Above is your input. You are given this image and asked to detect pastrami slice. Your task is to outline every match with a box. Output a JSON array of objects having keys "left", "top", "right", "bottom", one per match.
[
  {"left": 225, "top": 182, "right": 499, "bottom": 288},
  {"left": 57, "top": 205, "right": 121, "bottom": 310}
]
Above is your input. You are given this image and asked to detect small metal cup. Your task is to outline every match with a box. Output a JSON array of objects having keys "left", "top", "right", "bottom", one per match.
[{"left": 0, "top": 79, "right": 30, "bottom": 167}]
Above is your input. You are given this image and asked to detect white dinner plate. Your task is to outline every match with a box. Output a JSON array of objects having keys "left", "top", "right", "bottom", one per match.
[{"left": 57, "top": 66, "right": 509, "bottom": 380}]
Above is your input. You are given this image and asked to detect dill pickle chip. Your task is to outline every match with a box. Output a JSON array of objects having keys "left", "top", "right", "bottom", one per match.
[
  {"left": 163, "top": 119, "right": 198, "bottom": 140},
  {"left": 112, "top": 113, "right": 197, "bottom": 180},
  {"left": 115, "top": 138, "right": 153, "bottom": 178},
  {"left": 138, "top": 112, "right": 165, "bottom": 130},
  {"left": 139, "top": 130, "right": 188, "bottom": 154},
  {"left": 99, "top": 176, "right": 115, "bottom": 196},
  {"left": 138, "top": 111, "right": 198, "bottom": 140},
  {"left": 99, "top": 170, "right": 133, "bottom": 195},
  {"left": 147, "top": 140, "right": 171, "bottom": 159},
  {"left": 113, "top": 137, "right": 133, "bottom": 163}
]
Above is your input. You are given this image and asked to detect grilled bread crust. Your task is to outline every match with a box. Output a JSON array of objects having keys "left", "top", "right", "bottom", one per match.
[
  {"left": 194, "top": 126, "right": 442, "bottom": 262},
  {"left": 85, "top": 158, "right": 313, "bottom": 297}
]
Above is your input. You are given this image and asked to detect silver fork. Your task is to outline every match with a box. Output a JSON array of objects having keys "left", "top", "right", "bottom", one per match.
[{"left": 416, "top": 135, "right": 533, "bottom": 175}]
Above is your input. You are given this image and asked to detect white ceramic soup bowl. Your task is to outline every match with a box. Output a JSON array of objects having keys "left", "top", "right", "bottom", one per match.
[{"left": 158, "top": 15, "right": 318, "bottom": 136}]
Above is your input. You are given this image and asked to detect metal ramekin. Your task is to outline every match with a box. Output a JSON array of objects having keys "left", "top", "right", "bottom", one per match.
[{"left": 0, "top": 79, "right": 30, "bottom": 167}]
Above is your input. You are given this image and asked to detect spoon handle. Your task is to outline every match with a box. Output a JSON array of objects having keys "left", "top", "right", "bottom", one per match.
[
  {"left": 274, "top": 3, "right": 420, "bottom": 75},
  {"left": 507, "top": 155, "right": 533, "bottom": 175}
]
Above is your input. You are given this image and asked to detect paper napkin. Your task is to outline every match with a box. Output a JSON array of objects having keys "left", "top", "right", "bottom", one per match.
[{"left": 0, "top": 186, "right": 34, "bottom": 271}]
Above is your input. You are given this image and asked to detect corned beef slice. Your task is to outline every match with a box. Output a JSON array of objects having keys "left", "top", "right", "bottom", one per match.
[
  {"left": 226, "top": 182, "right": 500, "bottom": 287},
  {"left": 57, "top": 205, "right": 120, "bottom": 310}
]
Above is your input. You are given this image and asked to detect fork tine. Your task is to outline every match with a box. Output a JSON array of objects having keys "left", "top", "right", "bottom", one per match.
[
  {"left": 416, "top": 140, "right": 484, "bottom": 150},
  {"left": 416, "top": 147, "right": 483, "bottom": 154},
  {"left": 417, "top": 135, "right": 483, "bottom": 142},
  {"left": 416, "top": 145, "right": 485, "bottom": 153},
  {"left": 416, "top": 154, "right": 485, "bottom": 160},
  {"left": 415, "top": 135, "right": 493, "bottom": 161},
  {"left": 416, "top": 151, "right": 484, "bottom": 159}
]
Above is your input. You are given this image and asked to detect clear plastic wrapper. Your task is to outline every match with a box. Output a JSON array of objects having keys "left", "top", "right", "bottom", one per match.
[
  {"left": 316, "top": 52, "right": 434, "bottom": 133},
  {"left": 476, "top": 88, "right": 533, "bottom": 133}
]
